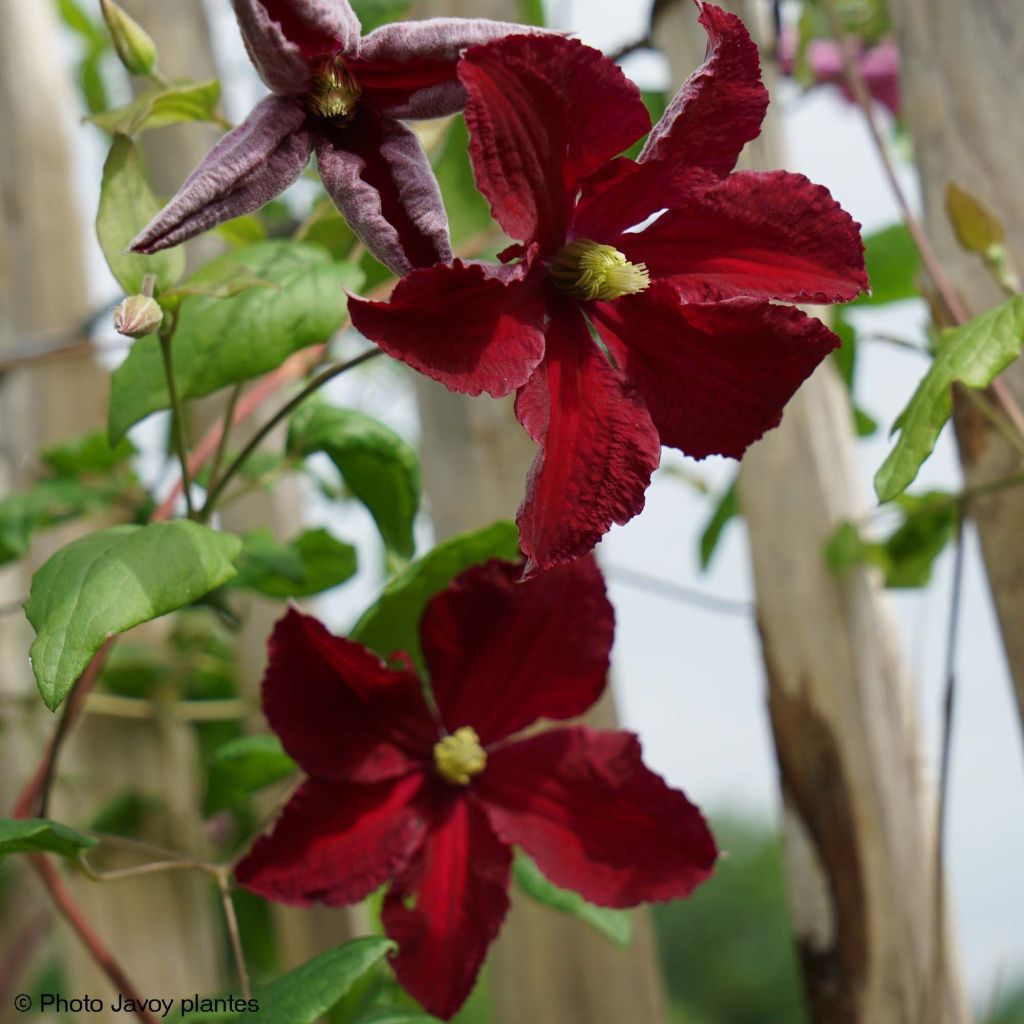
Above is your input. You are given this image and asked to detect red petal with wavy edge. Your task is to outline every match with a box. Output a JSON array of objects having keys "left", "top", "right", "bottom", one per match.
[
  {"left": 478, "top": 727, "right": 717, "bottom": 907},
  {"left": 419, "top": 558, "right": 612, "bottom": 744},
  {"left": 618, "top": 171, "right": 867, "bottom": 303},
  {"left": 315, "top": 109, "right": 452, "bottom": 275},
  {"left": 590, "top": 287, "right": 840, "bottom": 459},
  {"left": 349, "top": 258, "right": 546, "bottom": 398},
  {"left": 515, "top": 301, "right": 661, "bottom": 576},
  {"left": 382, "top": 795, "right": 511, "bottom": 1021},
  {"left": 262, "top": 608, "right": 436, "bottom": 784},
  {"left": 355, "top": 19, "right": 549, "bottom": 119},
  {"left": 639, "top": 3, "right": 767, "bottom": 176},
  {"left": 458, "top": 35, "right": 650, "bottom": 250},
  {"left": 131, "top": 97, "right": 311, "bottom": 255},
  {"left": 236, "top": 775, "right": 427, "bottom": 906},
  {"left": 232, "top": 0, "right": 359, "bottom": 93}
]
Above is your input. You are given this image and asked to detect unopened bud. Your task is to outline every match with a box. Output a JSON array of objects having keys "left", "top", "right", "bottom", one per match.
[
  {"left": 100, "top": 0, "right": 159, "bottom": 77},
  {"left": 114, "top": 294, "right": 163, "bottom": 338}
]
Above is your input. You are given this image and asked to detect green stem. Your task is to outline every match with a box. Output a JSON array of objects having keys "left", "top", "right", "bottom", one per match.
[
  {"left": 204, "top": 384, "right": 243, "bottom": 502},
  {"left": 159, "top": 330, "right": 196, "bottom": 519},
  {"left": 199, "top": 347, "right": 382, "bottom": 520}
]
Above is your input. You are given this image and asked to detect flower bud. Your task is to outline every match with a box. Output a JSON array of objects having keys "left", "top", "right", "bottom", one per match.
[
  {"left": 114, "top": 294, "right": 163, "bottom": 339},
  {"left": 100, "top": 0, "right": 159, "bottom": 77}
]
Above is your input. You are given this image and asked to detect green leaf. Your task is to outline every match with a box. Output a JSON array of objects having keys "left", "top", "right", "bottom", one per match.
[
  {"left": 945, "top": 182, "right": 1005, "bottom": 255},
  {"left": 41, "top": 432, "right": 135, "bottom": 478},
  {"left": 518, "top": 0, "right": 547, "bottom": 26},
  {"left": 287, "top": 403, "right": 420, "bottom": 559},
  {"left": 351, "top": 522, "right": 520, "bottom": 670},
  {"left": 108, "top": 242, "right": 359, "bottom": 443},
  {"left": 58, "top": 0, "right": 105, "bottom": 45},
  {"left": 875, "top": 296, "right": 1024, "bottom": 502},
  {"left": 850, "top": 223, "right": 919, "bottom": 307},
  {"left": 79, "top": 52, "right": 111, "bottom": 117},
  {"left": 350, "top": 0, "right": 412, "bottom": 33},
  {"left": 159, "top": 264, "right": 277, "bottom": 313},
  {"left": 513, "top": 852, "right": 633, "bottom": 948},
  {"left": 88, "top": 790, "right": 160, "bottom": 837},
  {"left": 432, "top": 117, "right": 494, "bottom": 247},
  {"left": 216, "top": 214, "right": 269, "bottom": 249},
  {"left": 231, "top": 528, "right": 357, "bottom": 598},
  {"left": 255, "top": 937, "right": 395, "bottom": 1024},
  {"left": 88, "top": 79, "right": 222, "bottom": 136},
  {"left": 25, "top": 522, "right": 241, "bottom": 710},
  {"left": 352, "top": 1011, "right": 438, "bottom": 1024},
  {"left": 204, "top": 735, "right": 296, "bottom": 815},
  {"left": 97, "top": 136, "right": 185, "bottom": 294},
  {"left": 699, "top": 479, "right": 738, "bottom": 571},
  {"left": 294, "top": 196, "right": 356, "bottom": 261},
  {"left": 625, "top": 91, "right": 668, "bottom": 160},
  {"left": 0, "top": 819, "right": 97, "bottom": 860}
]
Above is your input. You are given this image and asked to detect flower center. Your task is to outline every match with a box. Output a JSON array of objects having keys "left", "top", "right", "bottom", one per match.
[
  {"left": 433, "top": 726, "right": 487, "bottom": 786},
  {"left": 307, "top": 57, "right": 361, "bottom": 122},
  {"left": 550, "top": 239, "right": 650, "bottom": 302}
]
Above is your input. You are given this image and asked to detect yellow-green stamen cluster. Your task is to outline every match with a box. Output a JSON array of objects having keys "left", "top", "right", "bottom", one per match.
[
  {"left": 307, "top": 58, "right": 361, "bottom": 122},
  {"left": 433, "top": 726, "right": 487, "bottom": 786},
  {"left": 550, "top": 239, "right": 651, "bottom": 302}
]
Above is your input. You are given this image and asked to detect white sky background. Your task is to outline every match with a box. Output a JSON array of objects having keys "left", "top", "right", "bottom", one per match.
[{"left": 63, "top": 0, "right": 1023, "bottom": 1008}]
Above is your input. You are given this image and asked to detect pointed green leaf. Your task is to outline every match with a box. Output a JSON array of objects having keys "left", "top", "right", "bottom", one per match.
[
  {"left": 351, "top": 522, "right": 520, "bottom": 669},
  {"left": 216, "top": 214, "right": 268, "bottom": 249},
  {"left": 352, "top": 1011, "right": 438, "bottom": 1024},
  {"left": 287, "top": 403, "right": 419, "bottom": 559},
  {"left": 25, "top": 522, "right": 241, "bottom": 710},
  {"left": 351, "top": 0, "right": 412, "bottom": 33},
  {"left": 518, "top": 0, "right": 547, "bottom": 26},
  {"left": 42, "top": 432, "right": 136, "bottom": 478},
  {"left": 699, "top": 479, "right": 738, "bottom": 571},
  {"left": 513, "top": 852, "right": 633, "bottom": 948},
  {"left": 850, "top": 223, "right": 919, "bottom": 308},
  {"left": 88, "top": 79, "right": 221, "bottom": 136},
  {"left": 205, "top": 735, "right": 297, "bottom": 815},
  {"left": 875, "top": 296, "right": 1024, "bottom": 502},
  {"left": 230, "top": 527, "right": 357, "bottom": 598},
  {"left": 0, "top": 819, "right": 97, "bottom": 861},
  {"left": 255, "top": 937, "right": 395, "bottom": 1024},
  {"left": 97, "top": 136, "right": 185, "bottom": 294},
  {"left": 946, "top": 182, "right": 1005, "bottom": 255},
  {"left": 108, "top": 242, "right": 360, "bottom": 443}
]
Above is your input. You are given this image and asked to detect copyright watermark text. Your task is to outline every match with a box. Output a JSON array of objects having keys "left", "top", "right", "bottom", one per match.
[{"left": 14, "top": 993, "right": 259, "bottom": 1016}]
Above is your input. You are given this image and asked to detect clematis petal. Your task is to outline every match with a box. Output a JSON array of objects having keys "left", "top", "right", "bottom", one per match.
[
  {"left": 639, "top": 2, "right": 767, "bottom": 178},
  {"left": 382, "top": 795, "right": 511, "bottom": 1021},
  {"left": 261, "top": 608, "right": 436, "bottom": 784},
  {"left": 232, "top": 0, "right": 360, "bottom": 94},
  {"left": 618, "top": 171, "right": 867, "bottom": 303},
  {"left": 236, "top": 775, "right": 427, "bottom": 906},
  {"left": 419, "top": 558, "right": 612, "bottom": 744},
  {"left": 315, "top": 110, "right": 452, "bottom": 275},
  {"left": 478, "top": 727, "right": 717, "bottom": 907},
  {"left": 458, "top": 34, "right": 650, "bottom": 249},
  {"left": 515, "top": 301, "right": 661, "bottom": 577},
  {"left": 590, "top": 286, "right": 840, "bottom": 460},
  {"left": 348, "top": 257, "right": 546, "bottom": 397},
  {"left": 130, "top": 96, "right": 311, "bottom": 255},
  {"left": 355, "top": 19, "right": 549, "bottom": 119}
]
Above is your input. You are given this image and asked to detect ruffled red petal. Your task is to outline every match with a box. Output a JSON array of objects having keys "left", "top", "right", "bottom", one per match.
[
  {"left": 419, "top": 558, "right": 612, "bottom": 744},
  {"left": 262, "top": 608, "right": 436, "bottom": 784},
  {"left": 458, "top": 34, "right": 649, "bottom": 250},
  {"left": 315, "top": 109, "right": 452, "bottom": 275},
  {"left": 478, "top": 727, "right": 717, "bottom": 907},
  {"left": 348, "top": 257, "right": 546, "bottom": 397},
  {"left": 590, "top": 287, "right": 840, "bottom": 460},
  {"left": 618, "top": 171, "right": 867, "bottom": 304},
  {"left": 235, "top": 774, "right": 427, "bottom": 906},
  {"left": 515, "top": 301, "right": 661, "bottom": 576},
  {"left": 382, "top": 795, "right": 511, "bottom": 1020}
]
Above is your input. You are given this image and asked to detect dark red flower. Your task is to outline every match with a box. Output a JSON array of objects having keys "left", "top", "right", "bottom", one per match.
[
  {"left": 236, "top": 558, "right": 716, "bottom": 1019},
  {"left": 130, "top": 0, "right": 545, "bottom": 274},
  {"left": 349, "top": 3, "right": 867, "bottom": 575}
]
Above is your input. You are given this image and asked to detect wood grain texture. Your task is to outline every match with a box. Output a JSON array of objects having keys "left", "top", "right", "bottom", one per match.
[{"left": 888, "top": 0, "right": 1024, "bottom": 737}]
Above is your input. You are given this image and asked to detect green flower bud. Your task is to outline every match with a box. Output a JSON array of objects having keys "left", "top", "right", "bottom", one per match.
[
  {"left": 100, "top": 0, "right": 159, "bottom": 78},
  {"left": 114, "top": 294, "right": 163, "bottom": 339}
]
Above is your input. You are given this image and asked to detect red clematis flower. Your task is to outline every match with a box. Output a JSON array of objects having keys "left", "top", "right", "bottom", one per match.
[
  {"left": 235, "top": 557, "right": 716, "bottom": 1020},
  {"left": 130, "top": 0, "right": 542, "bottom": 274},
  {"left": 349, "top": 3, "right": 868, "bottom": 574}
]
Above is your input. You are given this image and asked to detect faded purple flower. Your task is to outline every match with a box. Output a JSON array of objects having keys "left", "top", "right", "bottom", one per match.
[{"left": 131, "top": 1, "right": 540, "bottom": 274}]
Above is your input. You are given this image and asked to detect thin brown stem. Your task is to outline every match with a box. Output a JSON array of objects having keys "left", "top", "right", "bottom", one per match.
[
  {"left": 204, "top": 384, "right": 243, "bottom": 501},
  {"left": 159, "top": 330, "right": 196, "bottom": 519},
  {"left": 217, "top": 870, "right": 251, "bottom": 1000},
  {"left": 199, "top": 347, "right": 383, "bottom": 520},
  {"left": 28, "top": 856, "right": 160, "bottom": 1024}
]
